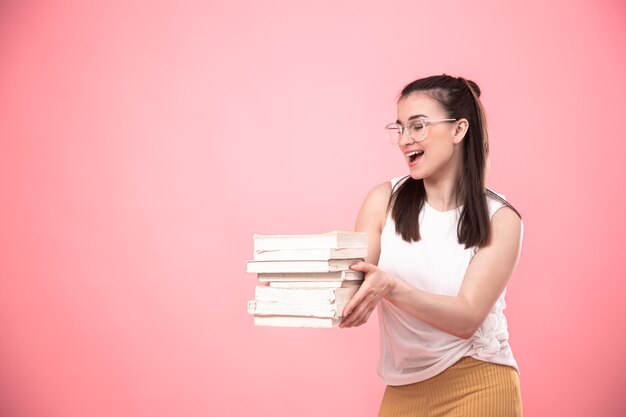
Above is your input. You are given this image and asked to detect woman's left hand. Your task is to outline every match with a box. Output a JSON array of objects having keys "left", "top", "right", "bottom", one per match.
[{"left": 340, "top": 261, "right": 395, "bottom": 328}]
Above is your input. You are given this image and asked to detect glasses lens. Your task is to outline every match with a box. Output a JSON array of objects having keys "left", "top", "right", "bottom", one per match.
[
  {"left": 409, "top": 120, "right": 425, "bottom": 142},
  {"left": 385, "top": 123, "right": 402, "bottom": 144}
]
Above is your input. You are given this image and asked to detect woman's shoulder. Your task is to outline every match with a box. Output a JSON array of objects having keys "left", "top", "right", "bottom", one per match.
[
  {"left": 364, "top": 180, "right": 393, "bottom": 207},
  {"left": 355, "top": 181, "right": 396, "bottom": 261},
  {"left": 361, "top": 176, "right": 412, "bottom": 216},
  {"left": 357, "top": 180, "right": 394, "bottom": 229},
  {"left": 485, "top": 188, "right": 506, "bottom": 215},
  {"left": 366, "top": 175, "right": 410, "bottom": 203},
  {"left": 485, "top": 188, "right": 522, "bottom": 220}
]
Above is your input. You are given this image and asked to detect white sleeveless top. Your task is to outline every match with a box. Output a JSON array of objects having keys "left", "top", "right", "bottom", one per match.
[{"left": 377, "top": 176, "right": 519, "bottom": 386}]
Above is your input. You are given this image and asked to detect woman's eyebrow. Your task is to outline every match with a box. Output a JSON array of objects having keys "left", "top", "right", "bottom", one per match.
[{"left": 396, "top": 114, "right": 428, "bottom": 124}]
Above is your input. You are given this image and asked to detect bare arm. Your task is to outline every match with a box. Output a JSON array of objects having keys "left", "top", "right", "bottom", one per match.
[
  {"left": 341, "top": 198, "right": 523, "bottom": 338},
  {"left": 355, "top": 181, "right": 391, "bottom": 266}
]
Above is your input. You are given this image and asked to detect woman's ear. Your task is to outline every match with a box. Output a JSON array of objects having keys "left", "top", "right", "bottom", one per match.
[{"left": 452, "top": 118, "right": 469, "bottom": 143}]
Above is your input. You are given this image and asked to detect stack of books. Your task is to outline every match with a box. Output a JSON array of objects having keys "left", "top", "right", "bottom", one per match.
[{"left": 246, "top": 231, "right": 368, "bottom": 328}]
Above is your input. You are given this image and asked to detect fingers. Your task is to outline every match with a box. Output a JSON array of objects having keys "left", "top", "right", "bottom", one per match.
[
  {"left": 341, "top": 295, "right": 362, "bottom": 321},
  {"left": 340, "top": 293, "right": 377, "bottom": 328},
  {"left": 342, "top": 281, "right": 370, "bottom": 317},
  {"left": 341, "top": 304, "right": 374, "bottom": 328},
  {"left": 354, "top": 307, "right": 375, "bottom": 327},
  {"left": 347, "top": 300, "right": 375, "bottom": 327},
  {"left": 349, "top": 261, "right": 377, "bottom": 275},
  {"left": 339, "top": 266, "right": 386, "bottom": 329}
]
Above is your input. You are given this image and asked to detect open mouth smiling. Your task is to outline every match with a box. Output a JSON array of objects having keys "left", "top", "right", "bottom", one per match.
[{"left": 406, "top": 150, "right": 424, "bottom": 163}]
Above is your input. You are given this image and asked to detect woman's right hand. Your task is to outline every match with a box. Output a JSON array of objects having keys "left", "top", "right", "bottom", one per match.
[{"left": 340, "top": 261, "right": 395, "bottom": 328}]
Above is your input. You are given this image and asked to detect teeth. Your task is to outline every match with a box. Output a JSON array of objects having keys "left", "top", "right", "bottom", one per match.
[{"left": 406, "top": 151, "right": 423, "bottom": 156}]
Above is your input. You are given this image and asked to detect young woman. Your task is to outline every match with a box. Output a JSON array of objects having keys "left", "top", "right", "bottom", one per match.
[{"left": 340, "top": 75, "right": 523, "bottom": 416}]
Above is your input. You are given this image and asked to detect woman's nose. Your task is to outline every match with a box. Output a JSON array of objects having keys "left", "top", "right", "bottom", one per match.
[{"left": 398, "top": 128, "right": 415, "bottom": 146}]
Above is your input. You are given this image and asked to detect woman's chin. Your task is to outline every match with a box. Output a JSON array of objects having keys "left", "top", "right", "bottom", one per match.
[{"left": 408, "top": 168, "right": 425, "bottom": 180}]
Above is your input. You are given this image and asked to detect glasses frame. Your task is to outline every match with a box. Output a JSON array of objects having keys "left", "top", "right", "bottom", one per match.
[{"left": 385, "top": 118, "right": 457, "bottom": 144}]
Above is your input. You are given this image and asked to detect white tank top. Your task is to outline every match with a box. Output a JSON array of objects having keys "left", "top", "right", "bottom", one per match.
[{"left": 377, "top": 176, "right": 519, "bottom": 386}]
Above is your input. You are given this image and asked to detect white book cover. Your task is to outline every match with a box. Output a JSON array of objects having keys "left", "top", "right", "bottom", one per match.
[
  {"left": 257, "top": 270, "right": 364, "bottom": 282},
  {"left": 254, "top": 285, "right": 358, "bottom": 304},
  {"left": 246, "top": 258, "right": 362, "bottom": 274},
  {"left": 253, "top": 247, "right": 368, "bottom": 261},
  {"left": 253, "top": 231, "right": 367, "bottom": 251},
  {"left": 247, "top": 300, "right": 348, "bottom": 319}
]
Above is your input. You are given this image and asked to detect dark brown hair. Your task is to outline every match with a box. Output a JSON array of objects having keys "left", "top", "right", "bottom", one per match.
[{"left": 389, "top": 74, "right": 521, "bottom": 248}]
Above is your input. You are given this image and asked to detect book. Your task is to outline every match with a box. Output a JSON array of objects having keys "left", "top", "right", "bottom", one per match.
[
  {"left": 246, "top": 258, "right": 362, "bottom": 274},
  {"left": 257, "top": 270, "right": 364, "bottom": 282},
  {"left": 247, "top": 300, "right": 348, "bottom": 318},
  {"left": 254, "top": 285, "right": 358, "bottom": 304},
  {"left": 253, "top": 315, "right": 341, "bottom": 328},
  {"left": 253, "top": 231, "right": 367, "bottom": 251},
  {"left": 254, "top": 247, "right": 368, "bottom": 261},
  {"left": 268, "top": 280, "right": 362, "bottom": 289},
  {"left": 247, "top": 231, "right": 369, "bottom": 328}
]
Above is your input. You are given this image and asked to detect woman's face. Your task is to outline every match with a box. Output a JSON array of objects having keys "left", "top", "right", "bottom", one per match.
[{"left": 396, "top": 92, "right": 463, "bottom": 182}]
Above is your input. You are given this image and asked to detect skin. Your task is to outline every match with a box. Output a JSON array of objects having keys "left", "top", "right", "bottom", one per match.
[{"left": 339, "top": 93, "right": 523, "bottom": 338}]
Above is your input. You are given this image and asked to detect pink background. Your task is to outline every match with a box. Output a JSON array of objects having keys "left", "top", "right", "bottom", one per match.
[{"left": 1, "top": 1, "right": 625, "bottom": 416}]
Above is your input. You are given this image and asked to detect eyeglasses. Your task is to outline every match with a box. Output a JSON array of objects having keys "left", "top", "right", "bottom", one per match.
[{"left": 385, "top": 118, "right": 457, "bottom": 144}]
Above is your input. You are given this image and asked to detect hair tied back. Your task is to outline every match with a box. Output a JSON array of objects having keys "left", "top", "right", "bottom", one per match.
[{"left": 457, "top": 76, "right": 481, "bottom": 98}]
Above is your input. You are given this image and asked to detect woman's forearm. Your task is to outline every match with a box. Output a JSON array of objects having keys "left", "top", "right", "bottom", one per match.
[{"left": 385, "top": 274, "right": 483, "bottom": 339}]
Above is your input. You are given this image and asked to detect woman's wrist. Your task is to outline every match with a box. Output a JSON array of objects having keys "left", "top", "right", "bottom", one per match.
[{"left": 383, "top": 271, "right": 400, "bottom": 299}]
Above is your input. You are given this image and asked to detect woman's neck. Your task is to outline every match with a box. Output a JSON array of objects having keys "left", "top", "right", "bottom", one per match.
[{"left": 423, "top": 178, "right": 459, "bottom": 211}]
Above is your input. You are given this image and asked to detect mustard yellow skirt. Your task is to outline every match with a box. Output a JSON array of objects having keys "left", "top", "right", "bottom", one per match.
[{"left": 378, "top": 357, "right": 522, "bottom": 417}]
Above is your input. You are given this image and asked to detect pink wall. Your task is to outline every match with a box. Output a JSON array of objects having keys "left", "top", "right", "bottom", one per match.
[{"left": 1, "top": 1, "right": 625, "bottom": 416}]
